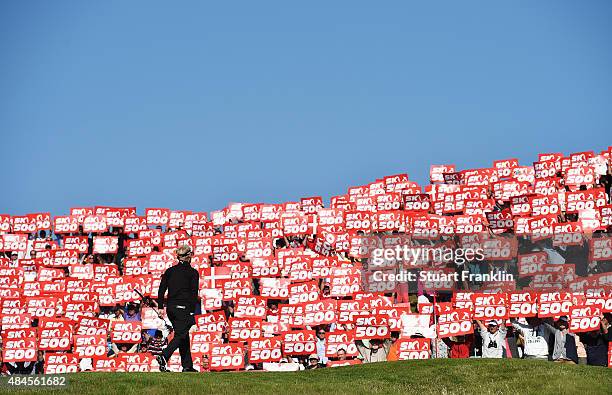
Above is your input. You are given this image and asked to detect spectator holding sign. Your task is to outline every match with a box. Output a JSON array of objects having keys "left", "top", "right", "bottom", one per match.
[
  {"left": 443, "top": 335, "right": 474, "bottom": 359},
  {"left": 108, "top": 305, "right": 125, "bottom": 323},
  {"left": 511, "top": 317, "right": 550, "bottom": 359},
  {"left": 356, "top": 339, "right": 389, "bottom": 363},
  {"left": 541, "top": 316, "right": 578, "bottom": 364},
  {"left": 124, "top": 303, "right": 141, "bottom": 322},
  {"left": 577, "top": 314, "right": 612, "bottom": 366},
  {"left": 475, "top": 320, "right": 506, "bottom": 358},
  {"left": 142, "top": 330, "right": 167, "bottom": 357}
]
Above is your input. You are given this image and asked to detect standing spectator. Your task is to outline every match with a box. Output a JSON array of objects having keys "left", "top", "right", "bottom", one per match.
[
  {"left": 315, "top": 327, "right": 328, "bottom": 364},
  {"left": 356, "top": 339, "right": 389, "bottom": 363},
  {"left": 386, "top": 332, "right": 401, "bottom": 361},
  {"left": 476, "top": 320, "right": 506, "bottom": 358},
  {"left": 542, "top": 316, "right": 578, "bottom": 364},
  {"left": 443, "top": 335, "right": 474, "bottom": 359},
  {"left": 577, "top": 314, "right": 612, "bottom": 366},
  {"left": 34, "top": 351, "right": 45, "bottom": 374},
  {"left": 511, "top": 317, "right": 550, "bottom": 359}
]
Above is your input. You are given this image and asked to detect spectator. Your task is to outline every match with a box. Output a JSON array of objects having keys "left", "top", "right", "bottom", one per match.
[
  {"left": 475, "top": 319, "right": 506, "bottom": 358},
  {"left": 9, "top": 252, "right": 18, "bottom": 265},
  {"left": 109, "top": 306, "right": 125, "bottom": 323},
  {"left": 34, "top": 351, "right": 45, "bottom": 374},
  {"left": 511, "top": 317, "right": 550, "bottom": 359},
  {"left": 356, "top": 339, "right": 389, "bottom": 363},
  {"left": 124, "top": 303, "right": 141, "bottom": 322},
  {"left": 110, "top": 342, "right": 138, "bottom": 356},
  {"left": 315, "top": 327, "right": 328, "bottom": 364},
  {"left": 386, "top": 332, "right": 401, "bottom": 361},
  {"left": 542, "top": 316, "right": 578, "bottom": 364},
  {"left": 200, "top": 354, "right": 210, "bottom": 372},
  {"left": 577, "top": 314, "right": 612, "bottom": 366},
  {"left": 305, "top": 354, "right": 322, "bottom": 370},
  {"left": 443, "top": 335, "right": 474, "bottom": 359},
  {"left": 143, "top": 330, "right": 167, "bottom": 357}
]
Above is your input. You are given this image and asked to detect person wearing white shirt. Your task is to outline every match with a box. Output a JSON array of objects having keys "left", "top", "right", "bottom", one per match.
[
  {"left": 511, "top": 317, "right": 551, "bottom": 359},
  {"left": 476, "top": 319, "right": 506, "bottom": 358}
]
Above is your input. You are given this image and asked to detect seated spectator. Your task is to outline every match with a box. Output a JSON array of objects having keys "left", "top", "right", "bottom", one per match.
[
  {"left": 144, "top": 330, "right": 167, "bottom": 357},
  {"left": 305, "top": 354, "right": 323, "bottom": 370},
  {"left": 124, "top": 303, "right": 141, "bottom": 322}
]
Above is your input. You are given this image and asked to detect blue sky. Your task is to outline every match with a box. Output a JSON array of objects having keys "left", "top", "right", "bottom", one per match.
[{"left": 1, "top": 1, "right": 610, "bottom": 215}]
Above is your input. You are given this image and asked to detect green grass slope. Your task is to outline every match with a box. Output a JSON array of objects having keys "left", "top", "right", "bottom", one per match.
[{"left": 3, "top": 359, "right": 610, "bottom": 395}]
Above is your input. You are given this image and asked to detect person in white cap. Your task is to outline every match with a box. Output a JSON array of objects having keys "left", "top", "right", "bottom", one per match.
[{"left": 475, "top": 319, "right": 506, "bottom": 358}]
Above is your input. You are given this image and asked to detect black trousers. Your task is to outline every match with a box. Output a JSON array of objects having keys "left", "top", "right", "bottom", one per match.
[{"left": 162, "top": 305, "right": 195, "bottom": 369}]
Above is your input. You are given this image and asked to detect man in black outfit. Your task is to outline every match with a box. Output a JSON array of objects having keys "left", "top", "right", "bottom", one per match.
[{"left": 155, "top": 245, "right": 199, "bottom": 372}]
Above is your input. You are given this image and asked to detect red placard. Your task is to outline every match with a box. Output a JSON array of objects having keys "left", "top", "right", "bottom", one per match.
[
  {"left": 145, "top": 208, "right": 170, "bottom": 226},
  {"left": 355, "top": 314, "right": 390, "bottom": 340},
  {"left": 282, "top": 330, "right": 316, "bottom": 356},
  {"left": 569, "top": 305, "right": 601, "bottom": 333},
  {"left": 190, "top": 331, "right": 222, "bottom": 354},
  {"left": 74, "top": 334, "right": 107, "bottom": 358},
  {"left": 209, "top": 343, "right": 244, "bottom": 371},
  {"left": 2, "top": 337, "right": 37, "bottom": 362},
  {"left": 93, "top": 236, "right": 118, "bottom": 254},
  {"left": 44, "top": 353, "right": 79, "bottom": 374},
  {"left": 472, "top": 293, "right": 508, "bottom": 320},
  {"left": 83, "top": 215, "right": 108, "bottom": 233},
  {"left": 64, "top": 236, "right": 88, "bottom": 253},
  {"left": 325, "top": 330, "right": 359, "bottom": 358},
  {"left": 38, "top": 325, "right": 72, "bottom": 351},
  {"left": 110, "top": 321, "right": 142, "bottom": 343},
  {"left": 248, "top": 337, "right": 283, "bottom": 363},
  {"left": 234, "top": 296, "right": 267, "bottom": 319},
  {"left": 437, "top": 309, "right": 473, "bottom": 338},
  {"left": 116, "top": 353, "right": 154, "bottom": 372},
  {"left": 538, "top": 292, "right": 573, "bottom": 317},
  {"left": 397, "top": 338, "right": 431, "bottom": 360},
  {"left": 508, "top": 292, "right": 538, "bottom": 317},
  {"left": 228, "top": 317, "right": 262, "bottom": 341},
  {"left": 53, "top": 215, "right": 79, "bottom": 234}
]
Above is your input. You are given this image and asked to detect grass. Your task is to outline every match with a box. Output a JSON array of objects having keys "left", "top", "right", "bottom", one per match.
[{"left": 2, "top": 359, "right": 610, "bottom": 395}]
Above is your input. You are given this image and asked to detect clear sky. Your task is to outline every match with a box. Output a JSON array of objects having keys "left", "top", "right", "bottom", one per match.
[{"left": 1, "top": 1, "right": 610, "bottom": 215}]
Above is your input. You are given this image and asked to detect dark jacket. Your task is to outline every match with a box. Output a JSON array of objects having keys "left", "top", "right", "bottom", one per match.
[
  {"left": 578, "top": 331, "right": 612, "bottom": 366},
  {"left": 157, "top": 261, "right": 199, "bottom": 312}
]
